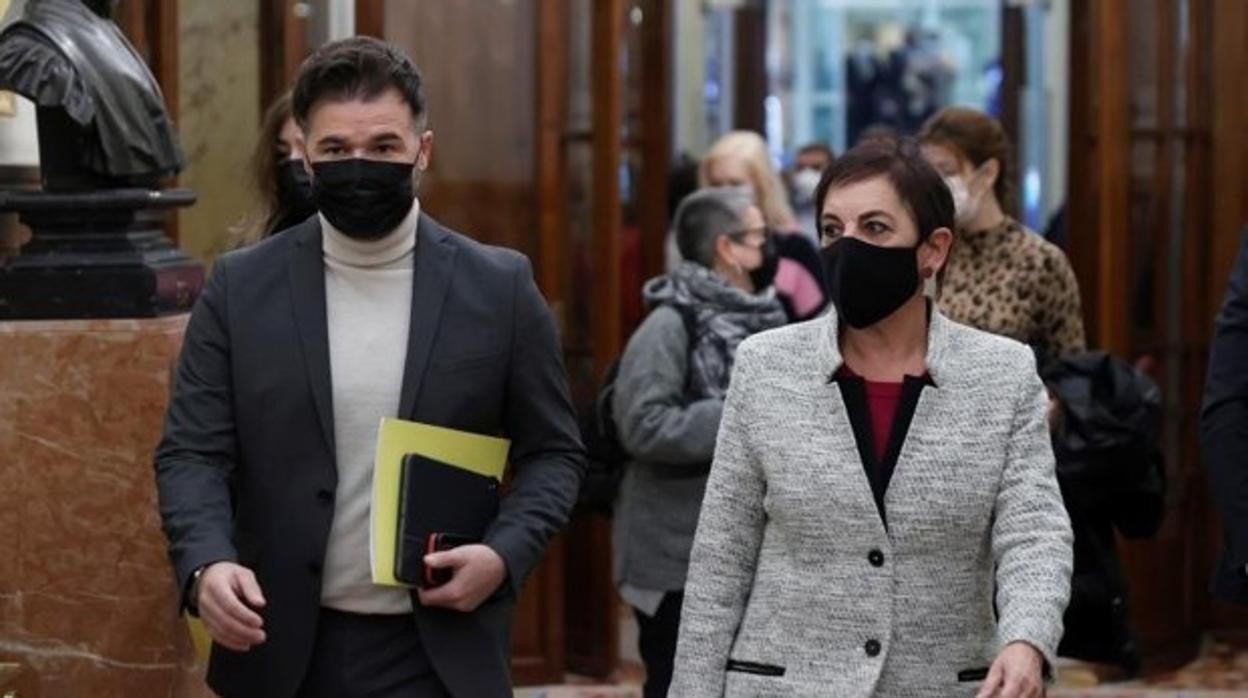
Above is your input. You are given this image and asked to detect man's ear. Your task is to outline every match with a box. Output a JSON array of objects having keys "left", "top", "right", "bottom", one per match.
[{"left": 417, "top": 130, "right": 434, "bottom": 171}]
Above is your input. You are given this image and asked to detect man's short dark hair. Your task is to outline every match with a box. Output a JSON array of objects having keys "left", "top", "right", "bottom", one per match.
[
  {"left": 798, "top": 141, "right": 835, "bottom": 160},
  {"left": 292, "top": 37, "right": 427, "bottom": 131},
  {"left": 814, "top": 137, "right": 954, "bottom": 244}
]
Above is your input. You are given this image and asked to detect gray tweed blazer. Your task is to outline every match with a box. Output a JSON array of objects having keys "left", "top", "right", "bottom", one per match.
[{"left": 670, "top": 307, "right": 1073, "bottom": 697}]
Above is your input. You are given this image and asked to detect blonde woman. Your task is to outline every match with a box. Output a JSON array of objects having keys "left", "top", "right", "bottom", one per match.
[{"left": 700, "top": 130, "right": 797, "bottom": 231}]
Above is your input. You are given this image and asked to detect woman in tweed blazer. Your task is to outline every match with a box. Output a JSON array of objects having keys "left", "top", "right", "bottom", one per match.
[{"left": 670, "top": 139, "right": 1073, "bottom": 698}]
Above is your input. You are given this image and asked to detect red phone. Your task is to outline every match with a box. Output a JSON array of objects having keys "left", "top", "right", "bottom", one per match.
[{"left": 421, "top": 532, "right": 475, "bottom": 589}]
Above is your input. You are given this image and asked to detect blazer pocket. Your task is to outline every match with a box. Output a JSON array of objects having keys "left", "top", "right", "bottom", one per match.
[
  {"left": 957, "top": 667, "right": 990, "bottom": 683},
  {"left": 726, "top": 659, "right": 786, "bottom": 677}
]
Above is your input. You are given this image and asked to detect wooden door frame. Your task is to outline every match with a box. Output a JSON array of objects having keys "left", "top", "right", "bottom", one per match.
[
  {"left": 350, "top": 1, "right": 591, "bottom": 684},
  {"left": 1206, "top": 0, "right": 1248, "bottom": 638},
  {"left": 260, "top": 0, "right": 310, "bottom": 111},
  {"left": 1068, "top": 0, "right": 1248, "bottom": 666},
  {"left": 356, "top": 0, "right": 385, "bottom": 38},
  {"left": 638, "top": 0, "right": 673, "bottom": 282},
  {"left": 1068, "top": 0, "right": 1132, "bottom": 356},
  {"left": 732, "top": 0, "right": 766, "bottom": 134},
  {"left": 116, "top": 0, "right": 180, "bottom": 242}
]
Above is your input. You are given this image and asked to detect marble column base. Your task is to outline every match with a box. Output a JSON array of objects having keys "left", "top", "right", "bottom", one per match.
[{"left": 0, "top": 316, "right": 211, "bottom": 698}]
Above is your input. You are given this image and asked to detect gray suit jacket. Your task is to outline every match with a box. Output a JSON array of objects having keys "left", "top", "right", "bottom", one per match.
[{"left": 671, "top": 307, "right": 1073, "bottom": 697}]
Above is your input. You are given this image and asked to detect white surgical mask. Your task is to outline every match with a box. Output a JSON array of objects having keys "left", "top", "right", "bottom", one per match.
[
  {"left": 791, "top": 168, "right": 822, "bottom": 208},
  {"left": 943, "top": 175, "right": 979, "bottom": 226}
]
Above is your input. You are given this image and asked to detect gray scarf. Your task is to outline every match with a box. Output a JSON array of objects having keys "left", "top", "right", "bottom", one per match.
[{"left": 644, "top": 261, "right": 787, "bottom": 400}]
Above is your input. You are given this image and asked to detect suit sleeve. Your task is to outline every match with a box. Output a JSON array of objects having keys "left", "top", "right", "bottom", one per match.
[
  {"left": 669, "top": 340, "right": 767, "bottom": 697},
  {"left": 485, "top": 257, "right": 587, "bottom": 592},
  {"left": 1202, "top": 228, "right": 1248, "bottom": 570},
  {"left": 992, "top": 358, "right": 1074, "bottom": 668},
  {"left": 154, "top": 259, "right": 239, "bottom": 609},
  {"left": 614, "top": 306, "right": 724, "bottom": 466}
]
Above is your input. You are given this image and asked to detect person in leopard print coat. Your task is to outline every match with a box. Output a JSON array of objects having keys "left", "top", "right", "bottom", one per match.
[{"left": 919, "top": 107, "right": 1086, "bottom": 358}]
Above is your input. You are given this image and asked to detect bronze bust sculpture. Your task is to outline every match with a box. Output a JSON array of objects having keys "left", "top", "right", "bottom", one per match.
[
  {"left": 0, "top": 0, "right": 183, "bottom": 188},
  {"left": 0, "top": 0, "right": 201, "bottom": 319}
]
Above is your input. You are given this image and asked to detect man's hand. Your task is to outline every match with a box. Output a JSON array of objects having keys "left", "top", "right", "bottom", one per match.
[
  {"left": 417, "top": 544, "right": 507, "bottom": 613},
  {"left": 197, "top": 562, "right": 267, "bottom": 652},
  {"left": 976, "top": 641, "right": 1044, "bottom": 698}
]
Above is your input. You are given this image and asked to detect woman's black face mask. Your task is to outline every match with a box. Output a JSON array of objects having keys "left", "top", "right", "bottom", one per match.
[{"left": 819, "top": 237, "right": 921, "bottom": 329}]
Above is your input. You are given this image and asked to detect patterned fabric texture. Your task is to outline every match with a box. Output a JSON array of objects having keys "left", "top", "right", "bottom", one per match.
[
  {"left": 670, "top": 306, "right": 1074, "bottom": 697},
  {"left": 643, "top": 261, "right": 787, "bottom": 400},
  {"left": 939, "top": 216, "right": 1086, "bottom": 357}
]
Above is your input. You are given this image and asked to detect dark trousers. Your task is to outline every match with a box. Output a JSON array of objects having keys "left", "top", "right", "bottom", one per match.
[
  {"left": 294, "top": 608, "right": 451, "bottom": 698},
  {"left": 634, "top": 591, "right": 684, "bottom": 698}
]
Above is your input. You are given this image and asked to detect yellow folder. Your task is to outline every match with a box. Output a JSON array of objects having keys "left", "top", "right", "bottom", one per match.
[{"left": 369, "top": 417, "right": 511, "bottom": 587}]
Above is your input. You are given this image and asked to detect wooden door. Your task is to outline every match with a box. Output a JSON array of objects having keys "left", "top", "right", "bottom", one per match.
[
  {"left": 1068, "top": 0, "right": 1248, "bottom": 669},
  {"left": 1206, "top": 0, "right": 1248, "bottom": 640}
]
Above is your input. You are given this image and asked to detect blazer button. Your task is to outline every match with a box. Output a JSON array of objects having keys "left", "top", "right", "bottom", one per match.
[
  {"left": 309, "top": 561, "right": 322, "bottom": 576},
  {"left": 864, "top": 639, "right": 882, "bottom": 657},
  {"left": 316, "top": 488, "right": 334, "bottom": 504},
  {"left": 868, "top": 549, "right": 885, "bottom": 567}
]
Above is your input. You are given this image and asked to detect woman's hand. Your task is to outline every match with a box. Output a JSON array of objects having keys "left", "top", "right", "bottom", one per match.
[{"left": 976, "top": 641, "right": 1044, "bottom": 698}]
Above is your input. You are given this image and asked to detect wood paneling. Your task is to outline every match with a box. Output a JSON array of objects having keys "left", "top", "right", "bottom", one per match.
[
  {"left": 510, "top": 536, "right": 567, "bottom": 686},
  {"left": 1093, "top": 0, "right": 1131, "bottom": 357},
  {"left": 591, "top": 0, "right": 624, "bottom": 378},
  {"left": 1205, "top": 0, "right": 1248, "bottom": 635},
  {"left": 999, "top": 4, "right": 1024, "bottom": 164},
  {"left": 260, "top": 0, "right": 309, "bottom": 111},
  {"left": 1069, "top": 0, "right": 1248, "bottom": 667},
  {"left": 356, "top": 0, "right": 385, "bottom": 38},
  {"left": 537, "top": 0, "right": 570, "bottom": 310},
  {"left": 380, "top": 1, "right": 564, "bottom": 684},
  {"left": 732, "top": 2, "right": 766, "bottom": 134},
  {"left": 638, "top": 0, "right": 672, "bottom": 283}
]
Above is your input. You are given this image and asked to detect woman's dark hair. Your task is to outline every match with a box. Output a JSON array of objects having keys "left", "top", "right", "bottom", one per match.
[
  {"left": 814, "top": 137, "right": 955, "bottom": 244},
  {"left": 231, "top": 92, "right": 295, "bottom": 247},
  {"left": 292, "top": 36, "right": 427, "bottom": 130},
  {"left": 918, "top": 107, "right": 1016, "bottom": 215}
]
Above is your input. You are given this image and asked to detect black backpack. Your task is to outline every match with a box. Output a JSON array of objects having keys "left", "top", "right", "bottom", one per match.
[{"left": 576, "top": 304, "right": 697, "bottom": 516}]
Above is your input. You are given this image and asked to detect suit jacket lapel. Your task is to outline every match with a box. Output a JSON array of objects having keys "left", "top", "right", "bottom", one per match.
[
  {"left": 398, "top": 214, "right": 458, "bottom": 418},
  {"left": 288, "top": 219, "right": 336, "bottom": 455}
]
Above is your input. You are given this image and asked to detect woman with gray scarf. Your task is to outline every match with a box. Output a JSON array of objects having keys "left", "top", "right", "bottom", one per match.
[{"left": 612, "top": 186, "right": 787, "bottom": 698}]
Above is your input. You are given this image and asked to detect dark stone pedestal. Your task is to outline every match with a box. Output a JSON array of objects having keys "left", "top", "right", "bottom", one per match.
[{"left": 0, "top": 188, "right": 203, "bottom": 319}]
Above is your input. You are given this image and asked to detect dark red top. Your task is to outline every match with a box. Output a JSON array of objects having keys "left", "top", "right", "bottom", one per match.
[{"left": 837, "top": 366, "right": 904, "bottom": 464}]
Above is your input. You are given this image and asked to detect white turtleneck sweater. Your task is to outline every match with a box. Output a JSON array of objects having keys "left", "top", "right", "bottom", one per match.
[{"left": 320, "top": 200, "right": 419, "bottom": 614}]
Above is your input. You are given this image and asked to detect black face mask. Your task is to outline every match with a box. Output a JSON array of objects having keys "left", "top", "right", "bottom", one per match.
[
  {"left": 273, "top": 159, "right": 316, "bottom": 232},
  {"left": 748, "top": 235, "right": 780, "bottom": 291},
  {"left": 310, "top": 158, "right": 416, "bottom": 240},
  {"left": 820, "top": 237, "right": 920, "bottom": 329}
]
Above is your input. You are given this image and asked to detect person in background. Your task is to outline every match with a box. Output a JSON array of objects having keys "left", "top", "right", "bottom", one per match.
[
  {"left": 614, "top": 186, "right": 787, "bottom": 698},
  {"left": 670, "top": 130, "right": 827, "bottom": 322},
  {"left": 670, "top": 138, "right": 1072, "bottom": 697},
  {"left": 788, "top": 141, "right": 835, "bottom": 243},
  {"left": 919, "top": 106, "right": 1085, "bottom": 357},
  {"left": 922, "top": 107, "right": 1167, "bottom": 675},
  {"left": 1203, "top": 226, "right": 1248, "bottom": 606},
  {"left": 231, "top": 92, "right": 317, "bottom": 247}
]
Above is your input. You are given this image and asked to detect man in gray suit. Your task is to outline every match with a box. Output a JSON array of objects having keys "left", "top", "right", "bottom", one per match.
[{"left": 155, "top": 37, "right": 584, "bottom": 697}]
